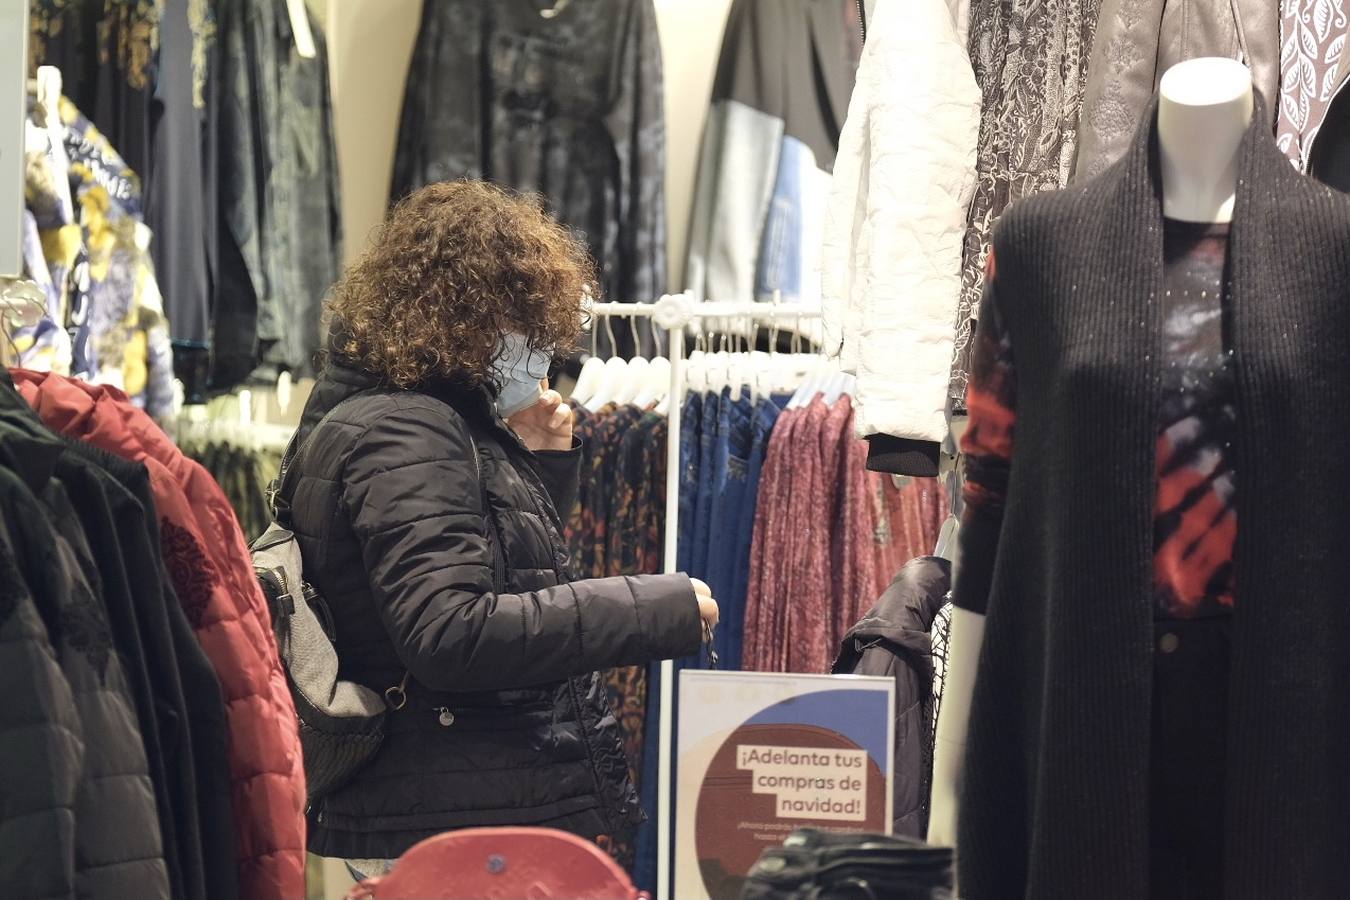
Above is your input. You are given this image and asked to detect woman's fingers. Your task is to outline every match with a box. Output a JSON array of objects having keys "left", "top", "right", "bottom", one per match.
[{"left": 548, "top": 402, "right": 571, "bottom": 431}]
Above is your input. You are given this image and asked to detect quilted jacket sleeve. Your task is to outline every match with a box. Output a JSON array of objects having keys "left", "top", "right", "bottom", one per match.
[
  {"left": 820, "top": 0, "right": 979, "bottom": 454},
  {"left": 341, "top": 403, "right": 702, "bottom": 693}
]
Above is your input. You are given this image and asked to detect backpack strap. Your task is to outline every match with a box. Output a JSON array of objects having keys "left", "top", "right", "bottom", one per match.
[{"left": 471, "top": 436, "right": 507, "bottom": 595}]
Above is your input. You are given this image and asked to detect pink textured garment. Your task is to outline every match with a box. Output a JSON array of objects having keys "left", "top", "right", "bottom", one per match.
[
  {"left": 836, "top": 405, "right": 879, "bottom": 633},
  {"left": 744, "top": 406, "right": 800, "bottom": 672},
  {"left": 13, "top": 370, "right": 306, "bottom": 900},
  {"left": 782, "top": 398, "right": 831, "bottom": 673},
  {"left": 744, "top": 393, "right": 950, "bottom": 674}
]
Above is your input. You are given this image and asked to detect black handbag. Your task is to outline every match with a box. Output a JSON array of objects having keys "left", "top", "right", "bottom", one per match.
[{"left": 740, "top": 829, "right": 954, "bottom": 900}]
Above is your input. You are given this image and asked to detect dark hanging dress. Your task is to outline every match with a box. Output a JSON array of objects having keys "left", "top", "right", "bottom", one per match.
[{"left": 392, "top": 0, "right": 667, "bottom": 306}]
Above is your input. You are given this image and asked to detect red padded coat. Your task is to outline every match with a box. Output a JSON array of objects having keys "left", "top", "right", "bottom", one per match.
[{"left": 14, "top": 370, "right": 306, "bottom": 900}]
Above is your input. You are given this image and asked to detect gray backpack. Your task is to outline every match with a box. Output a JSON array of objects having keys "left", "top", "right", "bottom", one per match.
[
  {"left": 252, "top": 394, "right": 500, "bottom": 805},
  {"left": 252, "top": 393, "right": 402, "bottom": 805}
]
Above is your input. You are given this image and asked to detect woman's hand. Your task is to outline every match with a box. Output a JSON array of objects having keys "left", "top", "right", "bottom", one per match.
[
  {"left": 507, "top": 381, "right": 574, "bottom": 452},
  {"left": 690, "top": 577, "right": 720, "bottom": 630}
]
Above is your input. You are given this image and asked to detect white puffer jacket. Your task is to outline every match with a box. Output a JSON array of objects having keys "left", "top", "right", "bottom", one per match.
[{"left": 821, "top": 0, "right": 979, "bottom": 468}]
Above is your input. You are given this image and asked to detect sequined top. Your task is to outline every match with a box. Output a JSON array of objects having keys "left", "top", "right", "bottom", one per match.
[{"left": 962, "top": 220, "right": 1236, "bottom": 619}]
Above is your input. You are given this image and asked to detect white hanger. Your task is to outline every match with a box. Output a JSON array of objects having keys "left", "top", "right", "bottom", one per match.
[
  {"left": 727, "top": 352, "right": 744, "bottom": 398},
  {"left": 686, "top": 348, "right": 707, "bottom": 394},
  {"left": 285, "top": 0, "right": 318, "bottom": 58},
  {"left": 572, "top": 314, "right": 606, "bottom": 408},
  {"left": 587, "top": 356, "right": 628, "bottom": 409},
  {"left": 276, "top": 371, "right": 293, "bottom": 417},
  {"left": 611, "top": 316, "right": 650, "bottom": 406},
  {"left": 747, "top": 350, "right": 770, "bottom": 403},
  {"left": 821, "top": 360, "right": 850, "bottom": 406},
  {"left": 788, "top": 357, "right": 820, "bottom": 409},
  {"left": 706, "top": 333, "right": 731, "bottom": 392},
  {"left": 36, "top": 68, "right": 64, "bottom": 137},
  {"left": 633, "top": 356, "right": 669, "bottom": 409},
  {"left": 572, "top": 357, "right": 604, "bottom": 407},
  {"left": 615, "top": 356, "right": 649, "bottom": 406},
  {"left": 586, "top": 313, "right": 627, "bottom": 408},
  {"left": 934, "top": 514, "right": 959, "bottom": 561}
]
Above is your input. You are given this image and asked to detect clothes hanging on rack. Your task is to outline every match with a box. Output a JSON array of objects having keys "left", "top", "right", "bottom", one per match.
[
  {"left": 210, "top": 0, "right": 342, "bottom": 388},
  {"left": 29, "top": 0, "right": 217, "bottom": 363},
  {"left": 178, "top": 438, "right": 282, "bottom": 543},
  {"left": 27, "top": 0, "right": 159, "bottom": 182},
  {"left": 1075, "top": 0, "right": 1278, "bottom": 181},
  {"left": 684, "top": 0, "right": 861, "bottom": 308},
  {"left": 21, "top": 91, "right": 176, "bottom": 420},
  {"left": 146, "top": 0, "right": 214, "bottom": 358},
  {"left": 832, "top": 555, "right": 951, "bottom": 840},
  {"left": 628, "top": 376, "right": 942, "bottom": 892},
  {"left": 1275, "top": 0, "right": 1350, "bottom": 182},
  {"left": 565, "top": 402, "right": 670, "bottom": 874},
  {"left": 820, "top": 0, "right": 979, "bottom": 477},
  {"left": 0, "top": 373, "right": 171, "bottom": 899},
  {"left": 952, "top": 0, "right": 1102, "bottom": 409},
  {"left": 392, "top": 0, "right": 666, "bottom": 311},
  {"left": 739, "top": 394, "right": 947, "bottom": 673},
  {"left": 0, "top": 368, "right": 249, "bottom": 900},
  {"left": 13, "top": 369, "right": 305, "bottom": 900}
]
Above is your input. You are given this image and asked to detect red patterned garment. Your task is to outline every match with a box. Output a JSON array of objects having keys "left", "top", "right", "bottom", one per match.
[
  {"left": 963, "top": 228, "right": 1236, "bottom": 620},
  {"left": 782, "top": 398, "right": 831, "bottom": 673},
  {"left": 743, "top": 406, "right": 801, "bottom": 672},
  {"left": 563, "top": 403, "right": 661, "bottom": 873},
  {"left": 12, "top": 370, "right": 307, "bottom": 899},
  {"left": 745, "top": 395, "right": 948, "bottom": 674}
]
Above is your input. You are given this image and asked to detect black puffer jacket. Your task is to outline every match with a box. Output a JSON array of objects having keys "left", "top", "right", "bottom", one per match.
[
  {"left": 833, "top": 556, "right": 950, "bottom": 839},
  {"left": 286, "top": 362, "right": 701, "bottom": 859}
]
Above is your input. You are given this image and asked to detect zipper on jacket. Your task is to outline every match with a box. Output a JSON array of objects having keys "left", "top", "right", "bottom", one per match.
[{"left": 856, "top": 0, "right": 867, "bottom": 43}]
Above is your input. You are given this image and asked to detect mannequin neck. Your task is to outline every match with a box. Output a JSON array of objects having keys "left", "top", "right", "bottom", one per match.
[{"left": 1157, "top": 58, "right": 1254, "bottom": 224}]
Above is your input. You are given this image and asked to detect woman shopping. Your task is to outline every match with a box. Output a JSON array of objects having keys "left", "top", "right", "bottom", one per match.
[{"left": 282, "top": 181, "right": 717, "bottom": 877}]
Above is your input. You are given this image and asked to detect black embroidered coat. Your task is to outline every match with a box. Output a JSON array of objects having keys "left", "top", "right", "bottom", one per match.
[{"left": 392, "top": 0, "right": 666, "bottom": 308}]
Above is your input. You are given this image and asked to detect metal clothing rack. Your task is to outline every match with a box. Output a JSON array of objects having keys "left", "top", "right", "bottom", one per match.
[{"left": 587, "top": 293, "right": 824, "bottom": 900}]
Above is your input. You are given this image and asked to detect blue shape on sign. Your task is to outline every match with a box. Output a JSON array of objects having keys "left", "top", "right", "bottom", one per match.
[{"left": 744, "top": 689, "right": 891, "bottom": 770}]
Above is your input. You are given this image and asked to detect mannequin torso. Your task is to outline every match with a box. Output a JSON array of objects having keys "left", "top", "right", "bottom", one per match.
[{"left": 927, "top": 56, "right": 1254, "bottom": 852}]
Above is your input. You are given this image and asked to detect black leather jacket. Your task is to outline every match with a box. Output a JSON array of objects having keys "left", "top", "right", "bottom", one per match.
[{"left": 287, "top": 363, "right": 700, "bottom": 859}]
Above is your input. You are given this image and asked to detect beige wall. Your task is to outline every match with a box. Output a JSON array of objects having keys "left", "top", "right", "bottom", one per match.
[
  {"left": 655, "top": 0, "right": 734, "bottom": 292},
  {"left": 326, "top": 0, "right": 735, "bottom": 291},
  {"left": 326, "top": 0, "right": 425, "bottom": 268}
]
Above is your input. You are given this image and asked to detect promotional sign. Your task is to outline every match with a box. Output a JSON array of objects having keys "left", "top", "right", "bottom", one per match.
[{"left": 675, "top": 671, "right": 895, "bottom": 900}]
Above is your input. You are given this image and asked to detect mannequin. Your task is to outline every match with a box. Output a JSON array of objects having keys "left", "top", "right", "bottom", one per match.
[{"left": 928, "top": 56, "right": 1254, "bottom": 851}]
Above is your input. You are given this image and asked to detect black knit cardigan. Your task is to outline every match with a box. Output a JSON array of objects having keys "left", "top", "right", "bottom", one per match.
[{"left": 952, "top": 94, "right": 1350, "bottom": 899}]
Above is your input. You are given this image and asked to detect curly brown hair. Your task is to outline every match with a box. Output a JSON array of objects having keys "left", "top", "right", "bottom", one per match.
[{"left": 326, "top": 180, "right": 592, "bottom": 390}]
